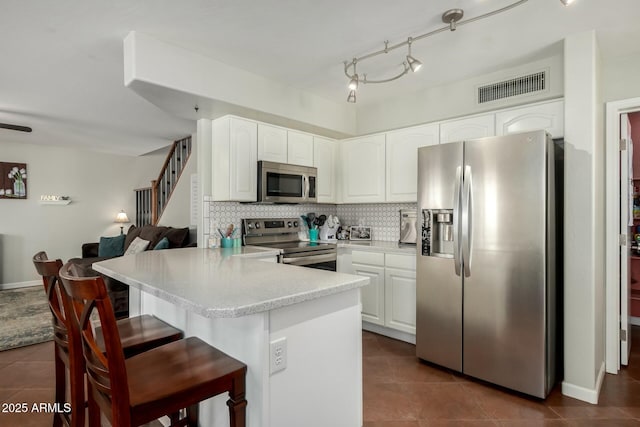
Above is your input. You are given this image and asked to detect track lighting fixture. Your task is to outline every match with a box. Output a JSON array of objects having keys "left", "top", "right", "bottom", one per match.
[
  {"left": 559, "top": 0, "right": 575, "bottom": 5},
  {"left": 406, "top": 39, "right": 422, "bottom": 73},
  {"left": 348, "top": 61, "right": 359, "bottom": 90},
  {"left": 343, "top": 0, "right": 529, "bottom": 103}
]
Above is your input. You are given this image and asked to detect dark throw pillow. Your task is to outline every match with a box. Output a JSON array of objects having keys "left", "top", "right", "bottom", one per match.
[
  {"left": 98, "top": 234, "right": 126, "bottom": 257},
  {"left": 161, "top": 227, "right": 190, "bottom": 248},
  {"left": 153, "top": 237, "right": 170, "bottom": 250},
  {"left": 124, "top": 224, "right": 141, "bottom": 252},
  {"left": 138, "top": 225, "right": 169, "bottom": 249}
]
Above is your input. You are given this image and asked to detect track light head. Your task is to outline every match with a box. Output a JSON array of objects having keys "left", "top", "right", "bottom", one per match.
[
  {"left": 348, "top": 74, "right": 359, "bottom": 90},
  {"left": 560, "top": 0, "right": 576, "bottom": 5},
  {"left": 347, "top": 90, "right": 356, "bottom": 103},
  {"left": 407, "top": 55, "right": 422, "bottom": 72}
]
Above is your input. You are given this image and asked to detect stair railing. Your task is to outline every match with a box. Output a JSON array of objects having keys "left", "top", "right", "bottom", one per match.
[{"left": 134, "top": 136, "right": 192, "bottom": 226}]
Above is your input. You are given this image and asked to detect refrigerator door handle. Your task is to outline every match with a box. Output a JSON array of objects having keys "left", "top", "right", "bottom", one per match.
[
  {"left": 453, "top": 166, "right": 462, "bottom": 276},
  {"left": 462, "top": 165, "right": 473, "bottom": 277}
]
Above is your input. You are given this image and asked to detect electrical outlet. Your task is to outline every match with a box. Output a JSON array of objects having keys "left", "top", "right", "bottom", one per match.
[{"left": 270, "top": 337, "right": 287, "bottom": 374}]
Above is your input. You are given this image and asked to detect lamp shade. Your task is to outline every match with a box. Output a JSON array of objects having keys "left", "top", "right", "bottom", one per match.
[{"left": 115, "top": 210, "right": 130, "bottom": 223}]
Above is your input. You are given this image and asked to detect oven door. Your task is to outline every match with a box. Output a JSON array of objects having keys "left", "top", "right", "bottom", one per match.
[{"left": 281, "top": 251, "right": 337, "bottom": 271}]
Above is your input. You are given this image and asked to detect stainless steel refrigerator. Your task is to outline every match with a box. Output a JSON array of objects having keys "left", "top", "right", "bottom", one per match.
[{"left": 416, "top": 130, "right": 556, "bottom": 398}]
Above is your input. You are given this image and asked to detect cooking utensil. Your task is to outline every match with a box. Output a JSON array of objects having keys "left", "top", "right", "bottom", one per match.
[
  {"left": 307, "top": 212, "right": 316, "bottom": 223},
  {"left": 318, "top": 215, "right": 327, "bottom": 226}
]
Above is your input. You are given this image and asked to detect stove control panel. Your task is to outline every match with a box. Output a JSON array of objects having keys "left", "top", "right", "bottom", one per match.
[{"left": 242, "top": 218, "right": 302, "bottom": 236}]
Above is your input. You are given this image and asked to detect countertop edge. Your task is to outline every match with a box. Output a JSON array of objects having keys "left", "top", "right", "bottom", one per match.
[
  {"left": 93, "top": 250, "right": 370, "bottom": 319},
  {"left": 337, "top": 241, "right": 417, "bottom": 255}
]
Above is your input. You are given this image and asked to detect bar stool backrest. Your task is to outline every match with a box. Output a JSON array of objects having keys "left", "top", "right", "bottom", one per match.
[
  {"left": 32, "top": 251, "right": 85, "bottom": 427},
  {"left": 59, "top": 261, "right": 132, "bottom": 426}
]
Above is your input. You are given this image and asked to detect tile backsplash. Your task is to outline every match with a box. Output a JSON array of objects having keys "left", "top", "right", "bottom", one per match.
[
  {"left": 203, "top": 198, "right": 416, "bottom": 244},
  {"left": 203, "top": 199, "right": 337, "bottom": 243},
  {"left": 337, "top": 203, "right": 416, "bottom": 242}
]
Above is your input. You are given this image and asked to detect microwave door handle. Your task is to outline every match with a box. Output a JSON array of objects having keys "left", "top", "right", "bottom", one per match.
[{"left": 303, "top": 175, "right": 309, "bottom": 200}]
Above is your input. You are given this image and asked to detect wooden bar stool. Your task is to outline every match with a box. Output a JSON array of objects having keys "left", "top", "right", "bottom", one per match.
[
  {"left": 59, "top": 261, "right": 248, "bottom": 427},
  {"left": 32, "top": 252, "right": 184, "bottom": 427}
]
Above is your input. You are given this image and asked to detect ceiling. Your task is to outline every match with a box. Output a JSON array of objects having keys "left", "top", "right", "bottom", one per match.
[{"left": 1, "top": 0, "right": 639, "bottom": 156}]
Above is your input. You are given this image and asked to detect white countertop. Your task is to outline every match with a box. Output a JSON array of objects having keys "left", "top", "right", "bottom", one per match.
[
  {"left": 92, "top": 247, "right": 369, "bottom": 319},
  {"left": 337, "top": 240, "right": 417, "bottom": 255}
]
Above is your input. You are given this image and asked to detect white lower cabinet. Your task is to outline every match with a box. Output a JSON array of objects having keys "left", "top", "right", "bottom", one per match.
[
  {"left": 346, "top": 250, "right": 416, "bottom": 336},
  {"left": 384, "top": 253, "right": 416, "bottom": 334},
  {"left": 354, "top": 262, "right": 385, "bottom": 326},
  {"left": 384, "top": 267, "right": 416, "bottom": 334}
]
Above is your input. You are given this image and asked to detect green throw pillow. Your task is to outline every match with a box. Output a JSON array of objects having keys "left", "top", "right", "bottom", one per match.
[
  {"left": 153, "top": 237, "right": 170, "bottom": 250},
  {"left": 98, "top": 234, "right": 126, "bottom": 257}
]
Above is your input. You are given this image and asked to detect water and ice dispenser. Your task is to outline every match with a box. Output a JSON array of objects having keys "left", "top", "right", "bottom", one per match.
[{"left": 421, "top": 209, "right": 454, "bottom": 258}]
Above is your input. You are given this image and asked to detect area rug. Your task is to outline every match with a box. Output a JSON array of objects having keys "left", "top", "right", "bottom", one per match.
[{"left": 0, "top": 286, "right": 53, "bottom": 351}]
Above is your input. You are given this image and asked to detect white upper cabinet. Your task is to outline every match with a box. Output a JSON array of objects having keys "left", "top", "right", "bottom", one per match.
[
  {"left": 212, "top": 117, "right": 257, "bottom": 202},
  {"left": 495, "top": 100, "right": 564, "bottom": 138},
  {"left": 440, "top": 114, "right": 495, "bottom": 144},
  {"left": 341, "top": 134, "right": 386, "bottom": 203},
  {"left": 287, "top": 131, "right": 314, "bottom": 167},
  {"left": 386, "top": 123, "right": 439, "bottom": 202},
  {"left": 257, "top": 124, "right": 287, "bottom": 163},
  {"left": 313, "top": 136, "right": 336, "bottom": 203}
]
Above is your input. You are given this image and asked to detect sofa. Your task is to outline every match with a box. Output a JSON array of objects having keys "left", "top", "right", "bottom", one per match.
[{"left": 69, "top": 224, "right": 195, "bottom": 318}]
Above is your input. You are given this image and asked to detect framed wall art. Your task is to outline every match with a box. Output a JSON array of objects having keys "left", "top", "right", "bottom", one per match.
[
  {"left": 0, "top": 162, "right": 27, "bottom": 199},
  {"left": 349, "top": 225, "right": 372, "bottom": 241}
]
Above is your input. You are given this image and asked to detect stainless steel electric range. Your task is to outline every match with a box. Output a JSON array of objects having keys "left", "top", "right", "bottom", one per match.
[{"left": 242, "top": 218, "right": 337, "bottom": 271}]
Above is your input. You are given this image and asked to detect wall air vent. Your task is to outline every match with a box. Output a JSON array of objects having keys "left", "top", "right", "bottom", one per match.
[{"left": 478, "top": 71, "right": 547, "bottom": 104}]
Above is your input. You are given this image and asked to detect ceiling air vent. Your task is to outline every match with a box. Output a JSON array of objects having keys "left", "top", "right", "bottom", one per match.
[{"left": 478, "top": 71, "right": 546, "bottom": 104}]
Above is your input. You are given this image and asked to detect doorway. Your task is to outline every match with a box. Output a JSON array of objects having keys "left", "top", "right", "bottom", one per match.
[{"left": 605, "top": 97, "right": 640, "bottom": 374}]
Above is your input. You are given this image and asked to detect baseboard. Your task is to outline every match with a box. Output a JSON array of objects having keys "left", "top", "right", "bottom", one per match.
[
  {"left": 0, "top": 280, "right": 40, "bottom": 291},
  {"left": 362, "top": 322, "right": 416, "bottom": 344},
  {"left": 561, "top": 361, "right": 605, "bottom": 404},
  {"left": 630, "top": 316, "right": 640, "bottom": 327}
]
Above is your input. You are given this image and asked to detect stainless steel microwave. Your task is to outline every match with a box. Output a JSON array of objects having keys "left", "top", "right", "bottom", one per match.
[{"left": 257, "top": 161, "right": 317, "bottom": 203}]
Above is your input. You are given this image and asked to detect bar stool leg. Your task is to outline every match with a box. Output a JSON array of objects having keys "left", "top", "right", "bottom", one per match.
[
  {"left": 227, "top": 374, "right": 247, "bottom": 427},
  {"left": 87, "top": 390, "right": 100, "bottom": 427},
  {"left": 186, "top": 404, "right": 199, "bottom": 427},
  {"left": 53, "top": 354, "right": 65, "bottom": 427}
]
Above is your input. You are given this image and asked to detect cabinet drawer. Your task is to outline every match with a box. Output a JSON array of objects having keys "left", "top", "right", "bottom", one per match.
[
  {"left": 352, "top": 250, "right": 384, "bottom": 266},
  {"left": 385, "top": 253, "right": 415, "bottom": 270}
]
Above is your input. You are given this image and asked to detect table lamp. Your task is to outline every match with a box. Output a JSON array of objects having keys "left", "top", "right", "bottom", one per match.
[{"left": 114, "top": 210, "right": 130, "bottom": 235}]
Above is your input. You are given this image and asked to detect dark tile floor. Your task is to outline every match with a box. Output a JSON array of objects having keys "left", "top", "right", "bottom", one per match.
[
  {"left": 3, "top": 330, "right": 640, "bottom": 426},
  {"left": 363, "top": 328, "right": 640, "bottom": 426}
]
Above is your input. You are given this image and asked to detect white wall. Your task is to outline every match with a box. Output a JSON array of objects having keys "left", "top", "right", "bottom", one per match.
[
  {"left": 561, "top": 30, "right": 605, "bottom": 404},
  {"left": 603, "top": 52, "right": 640, "bottom": 102},
  {"left": 124, "top": 31, "right": 357, "bottom": 137},
  {"left": 0, "top": 139, "right": 166, "bottom": 287},
  {"left": 355, "top": 55, "right": 564, "bottom": 135}
]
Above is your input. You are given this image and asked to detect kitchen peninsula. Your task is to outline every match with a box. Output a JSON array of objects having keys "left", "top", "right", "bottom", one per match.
[{"left": 93, "top": 247, "right": 369, "bottom": 427}]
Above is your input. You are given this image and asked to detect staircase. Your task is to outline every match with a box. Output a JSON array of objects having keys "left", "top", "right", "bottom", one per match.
[{"left": 134, "top": 136, "right": 192, "bottom": 226}]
